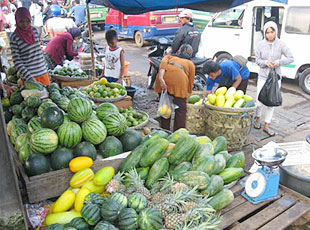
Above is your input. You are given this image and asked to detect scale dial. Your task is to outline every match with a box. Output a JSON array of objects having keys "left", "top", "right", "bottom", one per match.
[{"left": 245, "top": 172, "right": 266, "bottom": 198}]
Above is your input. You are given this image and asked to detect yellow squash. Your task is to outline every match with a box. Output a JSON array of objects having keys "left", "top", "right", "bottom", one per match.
[
  {"left": 53, "top": 190, "right": 76, "bottom": 213},
  {"left": 45, "top": 211, "right": 82, "bottom": 226},
  {"left": 207, "top": 93, "right": 216, "bottom": 105},
  {"left": 74, "top": 187, "right": 91, "bottom": 212},
  {"left": 93, "top": 166, "right": 115, "bottom": 186},
  {"left": 82, "top": 181, "right": 106, "bottom": 193},
  {"left": 224, "top": 96, "right": 235, "bottom": 108},
  {"left": 215, "top": 86, "right": 227, "bottom": 96},
  {"left": 69, "top": 157, "right": 94, "bottom": 173},
  {"left": 215, "top": 94, "right": 225, "bottom": 107},
  {"left": 234, "top": 90, "right": 245, "bottom": 101},
  {"left": 225, "top": 87, "right": 236, "bottom": 99},
  {"left": 70, "top": 168, "right": 94, "bottom": 188}
]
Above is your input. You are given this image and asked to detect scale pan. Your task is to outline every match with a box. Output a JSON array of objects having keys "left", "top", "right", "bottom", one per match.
[{"left": 252, "top": 147, "right": 288, "bottom": 167}]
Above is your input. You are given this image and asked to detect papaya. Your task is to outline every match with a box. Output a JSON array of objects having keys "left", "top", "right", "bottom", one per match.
[
  {"left": 212, "top": 136, "right": 227, "bottom": 154},
  {"left": 146, "top": 157, "right": 169, "bottom": 189},
  {"left": 219, "top": 168, "right": 244, "bottom": 184},
  {"left": 178, "top": 171, "right": 210, "bottom": 190},
  {"left": 139, "top": 138, "right": 169, "bottom": 167},
  {"left": 216, "top": 151, "right": 232, "bottom": 163},
  {"left": 191, "top": 152, "right": 215, "bottom": 175},
  {"left": 226, "top": 151, "right": 245, "bottom": 168},
  {"left": 212, "top": 154, "right": 226, "bottom": 175},
  {"left": 208, "top": 189, "right": 234, "bottom": 211},
  {"left": 197, "top": 136, "right": 212, "bottom": 144},
  {"left": 167, "top": 128, "right": 189, "bottom": 144},
  {"left": 201, "top": 175, "right": 224, "bottom": 197},
  {"left": 119, "top": 144, "right": 146, "bottom": 172},
  {"left": 163, "top": 143, "right": 176, "bottom": 158},
  {"left": 169, "top": 162, "right": 192, "bottom": 180},
  {"left": 136, "top": 167, "right": 150, "bottom": 181}
]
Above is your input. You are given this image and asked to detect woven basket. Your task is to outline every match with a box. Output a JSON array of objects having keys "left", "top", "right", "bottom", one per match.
[
  {"left": 186, "top": 103, "right": 205, "bottom": 135},
  {"left": 204, "top": 103, "right": 256, "bottom": 151}
]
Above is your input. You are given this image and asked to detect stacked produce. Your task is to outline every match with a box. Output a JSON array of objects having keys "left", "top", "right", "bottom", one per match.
[
  {"left": 205, "top": 86, "right": 255, "bottom": 108},
  {"left": 6, "top": 65, "right": 21, "bottom": 85},
  {"left": 187, "top": 94, "right": 205, "bottom": 135},
  {"left": 81, "top": 79, "right": 127, "bottom": 100},
  {"left": 48, "top": 66, "right": 88, "bottom": 78},
  {"left": 3, "top": 81, "right": 148, "bottom": 176},
  {"left": 118, "top": 107, "right": 148, "bottom": 128}
]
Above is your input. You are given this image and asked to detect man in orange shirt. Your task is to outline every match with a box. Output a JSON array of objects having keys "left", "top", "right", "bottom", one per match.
[{"left": 155, "top": 44, "right": 195, "bottom": 131}]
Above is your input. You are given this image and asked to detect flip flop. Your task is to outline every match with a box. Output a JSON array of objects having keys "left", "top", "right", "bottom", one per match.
[
  {"left": 263, "top": 128, "right": 275, "bottom": 137},
  {"left": 253, "top": 120, "right": 261, "bottom": 129}
]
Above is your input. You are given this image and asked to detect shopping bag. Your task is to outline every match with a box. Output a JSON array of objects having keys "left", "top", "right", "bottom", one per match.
[
  {"left": 157, "top": 90, "right": 173, "bottom": 119},
  {"left": 258, "top": 69, "right": 282, "bottom": 107}
]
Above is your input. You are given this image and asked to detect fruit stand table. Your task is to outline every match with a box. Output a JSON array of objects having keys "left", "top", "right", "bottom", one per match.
[{"left": 219, "top": 177, "right": 310, "bottom": 230}]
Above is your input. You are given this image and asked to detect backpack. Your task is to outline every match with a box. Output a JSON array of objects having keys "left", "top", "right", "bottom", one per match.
[{"left": 232, "top": 55, "right": 248, "bottom": 71}]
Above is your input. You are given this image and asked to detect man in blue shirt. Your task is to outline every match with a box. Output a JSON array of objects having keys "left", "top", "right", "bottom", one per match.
[
  {"left": 68, "top": 0, "right": 86, "bottom": 25},
  {"left": 203, "top": 60, "right": 250, "bottom": 94}
]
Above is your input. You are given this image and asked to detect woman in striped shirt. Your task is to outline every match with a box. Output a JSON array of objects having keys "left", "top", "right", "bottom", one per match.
[{"left": 10, "top": 7, "right": 50, "bottom": 85}]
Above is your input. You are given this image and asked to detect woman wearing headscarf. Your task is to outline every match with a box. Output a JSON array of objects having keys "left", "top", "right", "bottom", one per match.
[
  {"left": 10, "top": 7, "right": 50, "bottom": 85},
  {"left": 154, "top": 44, "right": 195, "bottom": 131},
  {"left": 254, "top": 21, "right": 294, "bottom": 136},
  {"left": 44, "top": 27, "right": 81, "bottom": 69}
]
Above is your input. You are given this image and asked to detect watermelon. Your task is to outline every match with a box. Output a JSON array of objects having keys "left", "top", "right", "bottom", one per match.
[
  {"left": 30, "top": 128, "right": 59, "bottom": 155},
  {"left": 7, "top": 118, "right": 26, "bottom": 136},
  {"left": 47, "top": 83, "right": 61, "bottom": 92},
  {"left": 98, "top": 136, "right": 123, "bottom": 158},
  {"left": 15, "top": 133, "right": 29, "bottom": 152},
  {"left": 102, "top": 113, "right": 127, "bottom": 136},
  {"left": 96, "top": 103, "right": 119, "bottom": 120},
  {"left": 119, "top": 129, "right": 143, "bottom": 151},
  {"left": 21, "top": 106, "right": 36, "bottom": 121},
  {"left": 41, "top": 106, "right": 64, "bottom": 130},
  {"left": 57, "top": 97, "right": 70, "bottom": 111},
  {"left": 38, "top": 101, "right": 57, "bottom": 117},
  {"left": 24, "top": 154, "right": 51, "bottom": 176},
  {"left": 10, "top": 91, "right": 23, "bottom": 105},
  {"left": 74, "top": 142, "right": 97, "bottom": 161},
  {"left": 67, "top": 98, "right": 92, "bottom": 123},
  {"left": 50, "top": 147, "right": 74, "bottom": 170},
  {"left": 57, "top": 122, "right": 82, "bottom": 148},
  {"left": 10, "top": 124, "right": 28, "bottom": 145},
  {"left": 81, "top": 118, "right": 107, "bottom": 145},
  {"left": 11, "top": 104, "right": 22, "bottom": 115},
  {"left": 4, "top": 110, "right": 13, "bottom": 123},
  {"left": 28, "top": 116, "right": 43, "bottom": 133},
  {"left": 18, "top": 143, "right": 32, "bottom": 164},
  {"left": 26, "top": 96, "right": 42, "bottom": 108}
]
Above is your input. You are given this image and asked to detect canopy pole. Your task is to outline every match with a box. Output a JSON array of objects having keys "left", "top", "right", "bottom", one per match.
[{"left": 86, "top": 3, "right": 96, "bottom": 80}]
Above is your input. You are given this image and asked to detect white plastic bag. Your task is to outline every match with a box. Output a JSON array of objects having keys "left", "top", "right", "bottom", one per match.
[{"left": 157, "top": 90, "right": 173, "bottom": 119}]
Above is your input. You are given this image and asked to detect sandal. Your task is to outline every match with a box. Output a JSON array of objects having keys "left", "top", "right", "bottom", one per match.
[
  {"left": 263, "top": 128, "right": 275, "bottom": 137},
  {"left": 253, "top": 120, "right": 261, "bottom": 129}
]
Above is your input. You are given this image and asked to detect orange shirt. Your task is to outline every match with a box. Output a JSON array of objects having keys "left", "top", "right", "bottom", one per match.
[{"left": 155, "top": 55, "right": 195, "bottom": 98}]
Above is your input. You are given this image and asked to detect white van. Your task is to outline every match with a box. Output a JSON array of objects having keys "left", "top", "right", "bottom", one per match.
[{"left": 197, "top": 0, "right": 310, "bottom": 94}]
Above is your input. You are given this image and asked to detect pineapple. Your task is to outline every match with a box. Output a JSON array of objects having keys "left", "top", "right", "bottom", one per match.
[
  {"left": 106, "top": 172, "right": 126, "bottom": 194},
  {"left": 165, "top": 213, "right": 185, "bottom": 229},
  {"left": 148, "top": 202, "right": 169, "bottom": 218},
  {"left": 181, "top": 201, "right": 197, "bottom": 213},
  {"left": 124, "top": 168, "right": 151, "bottom": 199},
  {"left": 151, "top": 192, "right": 166, "bottom": 202},
  {"left": 171, "top": 183, "right": 188, "bottom": 193}
]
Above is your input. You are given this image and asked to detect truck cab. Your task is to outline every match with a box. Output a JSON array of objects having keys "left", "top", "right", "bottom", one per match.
[
  {"left": 89, "top": 4, "right": 108, "bottom": 30},
  {"left": 105, "top": 9, "right": 181, "bottom": 47},
  {"left": 197, "top": 0, "right": 310, "bottom": 94}
]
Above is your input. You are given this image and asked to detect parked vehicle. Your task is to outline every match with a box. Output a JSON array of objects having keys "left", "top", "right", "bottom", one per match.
[
  {"left": 105, "top": 9, "right": 181, "bottom": 47},
  {"left": 147, "top": 37, "right": 209, "bottom": 91},
  {"left": 89, "top": 4, "right": 108, "bottom": 30},
  {"left": 192, "top": 10, "right": 214, "bottom": 32},
  {"left": 197, "top": 0, "right": 310, "bottom": 94}
]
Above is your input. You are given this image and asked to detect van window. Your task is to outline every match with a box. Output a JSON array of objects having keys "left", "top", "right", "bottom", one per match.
[
  {"left": 285, "top": 7, "right": 310, "bottom": 34},
  {"left": 212, "top": 8, "right": 244, "bottom": 28}
]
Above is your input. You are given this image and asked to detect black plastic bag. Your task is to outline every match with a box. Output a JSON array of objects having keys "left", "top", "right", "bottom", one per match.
[{"left": 258, "top": 69, "right": 282, "bottom": 107}]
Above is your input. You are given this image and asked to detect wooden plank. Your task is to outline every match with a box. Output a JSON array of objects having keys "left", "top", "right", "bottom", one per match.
[
  {"left": 280, "top": 184, "right": 310, "bottom": 203},
  {"left": 231, "top": 194, "right": 298, "bottom": 230},
  {"left": 219, "top": 198, "right": 269, "bottom": 229},
  {"left": 221, "top": 195, "right": 247, "bottom": 214},
  {"left": 258, "top": 201, "right": 310, "bottom": 230},
  {"left": 230, "top": 183, "right": 243, "bottom": 196},
  {"left": 59, "top": 79, "right": 97, "bottom": 88}
]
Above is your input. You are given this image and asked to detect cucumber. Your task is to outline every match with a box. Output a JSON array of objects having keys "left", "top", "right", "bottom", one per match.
[
  {"left": 212, "top": 154, "right": 226, "bottom": 175},
  {"left": 216, "top": 151, "right": 232, "bottom": 163},
  {"left": 191, "top": 153, "right": 215, "bottom": 175},
  {"left": 136, "top": 167, "right": 150, "bottom": 181},
  {"left": 146, "top": 157, "right": 169, "bottom": 189},
  {"left": 178, "top": 171, "right": 210, "bottom": 190},
  {"left": 201, "top": 175, "right": 224, "bottom": 197},
  {"left": 208, "top": 189, "right": 234, "bottom": 211},
  {"left": 226, "top": 151, "right": 245, "bottom": 168},
  {"left": 119, "top": 145, "right": 146, "bottom": 172},
  {"left": 219, "top": 168, "right": 244, "bottom": 184},
  {"left": 169, "top": 162, "right": 192, "bottom": 180},
  {"left": 139, "top": 138, "right": 169, "bottom": 167}
]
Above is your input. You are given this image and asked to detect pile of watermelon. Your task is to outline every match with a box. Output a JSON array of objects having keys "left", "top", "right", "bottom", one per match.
[{"left": 3, "top": 81, "right": 145, "bottom": 177}]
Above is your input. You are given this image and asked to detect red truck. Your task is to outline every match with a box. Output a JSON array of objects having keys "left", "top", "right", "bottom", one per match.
[{"left": 105, "top": 9, "right": 181, "bottom": 47}]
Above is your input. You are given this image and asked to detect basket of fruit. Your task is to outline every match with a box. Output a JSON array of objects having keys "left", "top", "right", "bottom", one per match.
[
  {"left": 119, "top": 107, "right": 149, "bottom": 128},
  {"left": 186, "top": 94, "right": 206, "bottom": 135},
  {"left": 80, "top": 79, "right": 127, "bottom": 103},
  {"left": 204, "top": 86, "right": 257, "bottom": 151},
  {"left": 49, "top": 67, "right": 89, "bottom": 82}
]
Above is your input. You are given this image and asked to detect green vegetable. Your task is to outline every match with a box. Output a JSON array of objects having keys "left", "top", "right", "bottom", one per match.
[
  {"left": 201, "top": 175, "right": 224, "bottom": 197},
  {"left": 219, "top": 168, "right": 244, "bottom": 184},
  {"left": 139, "top": 138, "right": 169, "bottom": 167},
  {"left": 208, "top": 189, "right": 234, "bottom": 211},
  {"left": 178, "top": 171, "right": 210, "bottom": 190},
  {"left": 226, "top": 151, "right": 245, "bottom": 168},
  {"left": 146, "top": 157, "right": 169, "bottom": 189},
  {"left": 212, "top": 136, "right": 227, "bottom": 154},
  {"left": 120, "top": 144, "right": 146, "bottom": 172}
]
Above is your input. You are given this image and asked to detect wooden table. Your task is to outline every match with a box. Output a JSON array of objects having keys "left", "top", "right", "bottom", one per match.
[{"left": 220, "top": 178, "right": 310, "bottom": 230}]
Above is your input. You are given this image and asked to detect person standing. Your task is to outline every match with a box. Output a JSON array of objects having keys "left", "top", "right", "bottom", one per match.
[
  {"left": 30, "top": 0, "right": 44, "bottom": 38},
  {"left": 155, "top": 44, "right": 195, "bottom": 131},
  {"left": 10, "top": 7, "right": 50, "bottom": 85},
  {"left": 171, "top": 9, "right": 200, "bottom": 57},
  {"left": 21, "top": 0, "right": 30, "bottom": 9},
  {"left": 254, "top": 21, "right": 294, "bottom": 136},
  {"left": 68, "top": 0, "right": 85, "bottom": 26},
  {"left": 44, "top": 27, "right": 81, "bottom": 69}
]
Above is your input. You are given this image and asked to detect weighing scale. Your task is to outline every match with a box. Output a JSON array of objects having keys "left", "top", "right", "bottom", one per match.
[{"left": 242, "top": 147, "right": 287, "bottom": 204}]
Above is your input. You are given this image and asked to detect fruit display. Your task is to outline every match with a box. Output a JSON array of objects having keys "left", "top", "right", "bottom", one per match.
[
  {"left": 48, "top": 66, "right": 88, "bottom": 78},
  {"left": 119, "top": 107, "right": 148, "bottom": 128},
  {"left": 6, "top": 65, "right": 21, "bottom": 85},
  {"left": 2, "top": 81, "right": 147, "bottom": 177},
  {"left": 81, "top": 79, "right": 127, "bottom": 101},
  {"left": 188, "top": 94, "right": 204, "bottom": 106},
  {"left": 206, "top": 86, "right": 255, "bottom": 108}
]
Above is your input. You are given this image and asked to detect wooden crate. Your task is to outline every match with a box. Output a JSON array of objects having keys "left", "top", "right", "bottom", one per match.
[
  {"left": 94, "top": 96, "right": 133, "bottom": 109},
  {"left": 11, "top": 143, "right": 129, "bottom": 203},
  {"left": 219, "top": 178, "right": 310, "bottom": 230},
  {"left": 54, "top": 79, "right": 98, "bottom": 88}
]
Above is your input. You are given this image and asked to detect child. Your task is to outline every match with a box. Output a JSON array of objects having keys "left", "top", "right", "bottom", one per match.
[{"left": 103, "top": 29, "right": 124, "bottom": 83}]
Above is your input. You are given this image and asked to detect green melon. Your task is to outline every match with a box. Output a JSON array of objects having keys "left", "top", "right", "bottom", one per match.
[
  {"left": 57, "top": 122, "right": 82, "bottom": 148},
  {"left": 10, "top": 124, "right": 28, "bottom": 145},
  {"left": 30, "top": 128, "right": 59, "bottom": 155},
  {"left": 15, "top": 133, "right": 29, "bottom": 152},
  {"left": 38, "top": 101, "right": 58, "bottom": 117},
  {"left": 67, "top": 98, "right": 92, "bottom": 123},
  {"left": 21, "top": 106, "right": 36, "bottom": 121},
  {"left": 26, "top": 96, "right": 42, "bottom": 108},
  {"left": 81, "top": 119, "right": 107, "bottom": 145},
  {"left": 11, "top": 104, "right": 22, "bottom": 115},
  {"left": 24, "top": 154, "right": 51, "bottom": 176},
  {"left": 18, "top": 143, "right": 32, "bottom": 164},
  {"left": 41, "top": 106, "right": 64, "bottom": 130},
  {"left": 50, "top": 147, "right": 74, "bottom": 170},
  {"left": 28, "top": 116, "right": 43, "bottom": 133},
  {"left": 7, "top": 118, "right": 26, "bottom": 136},
  {"left": 96, "top": 103, "right": 119, "bottom": 120},
  {"left": 98, "top": 136, "right": 123, "bottom": 158},
  {"left": 73, "top": 142, "right": 97, "bottom": 161},
  {"left": 119, "top": 129, "right": 143, "bottom": 151},
  {"left": 102, "top": 113, "right": 127, "bottom": 137}
]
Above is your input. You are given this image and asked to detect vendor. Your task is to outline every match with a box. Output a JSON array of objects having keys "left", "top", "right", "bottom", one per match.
[
  {"left": 44, "top": 27, "right": 81, "bottom": 70},
  {"left": 10, "top": 7, "right": 50, "bottom": 85},
  {"left": 203, "top": 59, "right": 250, "bottom": 94},
  {"left": 154, "top": 44, "right": 195, "bottom": 131}
]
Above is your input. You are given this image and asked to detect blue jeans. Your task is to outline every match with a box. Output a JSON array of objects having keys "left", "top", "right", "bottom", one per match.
[{"left": 105, "top": 77, "right": 118, "bottom": 82}]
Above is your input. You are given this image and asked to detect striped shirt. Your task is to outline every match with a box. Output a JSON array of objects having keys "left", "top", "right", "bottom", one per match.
[{"left": 10, "top": 27, "right": 48, "bottom": 80}]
